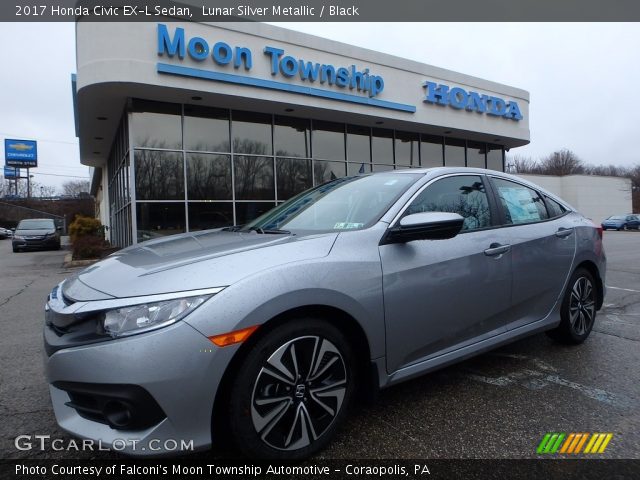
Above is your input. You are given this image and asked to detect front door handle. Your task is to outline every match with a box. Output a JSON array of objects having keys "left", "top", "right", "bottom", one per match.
[
  {"left": 555, "top": 228, "right": 573, "bottom": 238},
  {"left": 484, "top": 243, "right": 511, "bottom": 257}
]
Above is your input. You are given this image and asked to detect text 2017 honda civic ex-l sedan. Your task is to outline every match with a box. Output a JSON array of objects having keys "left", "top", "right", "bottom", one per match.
[{"left": 45, "top": 168, "right": 605, "bottom": 459}]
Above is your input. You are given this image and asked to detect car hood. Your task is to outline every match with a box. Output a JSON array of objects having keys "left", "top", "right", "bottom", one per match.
[
  {"left": 63, "top": 229, "right": 338, "bottom": 300},
  {"left": 15, "top": 228, "right": 55, "bottom": 235}
]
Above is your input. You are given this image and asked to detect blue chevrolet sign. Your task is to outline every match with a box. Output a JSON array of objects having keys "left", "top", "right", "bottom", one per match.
[
  {"left": 5, "top": 139, "right": 38, "bottom": 167},
  {"left": 3, "top": 166, "right": 20, "bottom": 179}
]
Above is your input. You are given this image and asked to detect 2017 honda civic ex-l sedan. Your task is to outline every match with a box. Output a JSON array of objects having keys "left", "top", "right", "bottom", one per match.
[{"left": 44, "top": 168, "right": 606, "bottom": 459}]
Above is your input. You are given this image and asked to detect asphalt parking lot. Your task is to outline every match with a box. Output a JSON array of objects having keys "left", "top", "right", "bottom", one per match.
[{"left": 0, "top": 232, "right": 638, "bottom": 460}]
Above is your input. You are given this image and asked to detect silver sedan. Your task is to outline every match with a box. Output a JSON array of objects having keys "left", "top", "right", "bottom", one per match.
[{"left": 44, "top": 167, "right": 606, "bottom": 459}]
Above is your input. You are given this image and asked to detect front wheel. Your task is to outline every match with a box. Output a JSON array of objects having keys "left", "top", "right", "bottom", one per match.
[
  {"left": 547, "top": 268, "right": 597, "bottom": 344},
  {"left": 228, "top": 319, "right": 355, "bottom": 459}
]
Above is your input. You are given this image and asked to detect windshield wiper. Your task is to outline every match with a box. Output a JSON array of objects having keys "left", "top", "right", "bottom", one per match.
[{"left": 248, "top": 227, "right": 292, "bottom": 235}]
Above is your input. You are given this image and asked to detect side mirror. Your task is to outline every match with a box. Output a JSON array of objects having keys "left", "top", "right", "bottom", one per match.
[{"left": 381, "top": 212, "right": 464, "bottom": 245}]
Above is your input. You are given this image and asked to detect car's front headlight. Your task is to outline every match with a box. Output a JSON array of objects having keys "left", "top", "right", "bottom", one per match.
[
  {"left": 13, "top": 235, "right": 24, "bottom": 240},
  {"left": 101, "top": 295, "right": 210, "bottom": 338}
]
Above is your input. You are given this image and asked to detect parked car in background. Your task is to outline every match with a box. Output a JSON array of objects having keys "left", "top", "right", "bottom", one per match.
[
  {"left": 601, "top": 214, "right": 640, "bottom": 231},
  {"left": 44, "top": 168, "right": 606, "bottom": 459},
  {"left": 0, "top": 227, "right": 12, "bottom": 239},
  {"left": 12, "top": 218, "right": 61, "bottom": 252}
]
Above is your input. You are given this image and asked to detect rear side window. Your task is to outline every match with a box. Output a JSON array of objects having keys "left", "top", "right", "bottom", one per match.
[
  {"left": 492, "top": 178, "right": 549, "bottom": 224},
  {"left": 404, "top": 175, "right": 491, "bottom": 231},
  {"left": 544, "top": 196, "right": 568, "bottom": 218}
]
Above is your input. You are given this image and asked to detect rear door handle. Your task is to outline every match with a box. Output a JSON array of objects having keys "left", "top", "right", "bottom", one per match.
[
  {"left": 484, "top": 243, "right": 511, "bottom": 257},
  {"left": 555, "top": 228, "right": 573, "bottom": 238}
]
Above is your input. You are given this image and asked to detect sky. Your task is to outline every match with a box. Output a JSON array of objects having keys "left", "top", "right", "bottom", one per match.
[{"left": 1, "top": 22, "right": 639, "bottom": 192}]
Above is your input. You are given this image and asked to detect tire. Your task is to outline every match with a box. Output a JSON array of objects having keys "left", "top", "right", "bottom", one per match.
[
  {"left": 546, "top": 268, "right": 597, "bottom": 344},
  {"left": 12, "top": 246, "right": 18, "bottom": 253},
  {"left": 228, "top": 319, "right": 355, "bottom": 460}
]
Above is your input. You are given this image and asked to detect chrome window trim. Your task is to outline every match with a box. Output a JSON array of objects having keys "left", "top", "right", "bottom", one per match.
[{"left": 488, "top": 174, "right": 573, "bottom": 212}]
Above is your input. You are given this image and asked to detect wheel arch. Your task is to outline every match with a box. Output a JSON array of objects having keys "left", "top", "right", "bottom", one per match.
[
  {"left": 574, "top": 260, "right": 604, "bottom": 310},
  {"left": 210, "top": 304, "right": 377, "bottom": 445}
]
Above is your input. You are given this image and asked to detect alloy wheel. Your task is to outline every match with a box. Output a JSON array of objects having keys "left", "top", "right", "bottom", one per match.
[
  {"left": 569, "top": 276, "right": 596, "bottom": 336},
  {"left": 250, "top": 335, "right": 347, "bottom": 451}
]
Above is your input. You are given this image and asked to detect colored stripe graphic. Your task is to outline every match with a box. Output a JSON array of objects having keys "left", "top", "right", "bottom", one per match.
[
  {"left": 538, "top": 433, "right": 613, "bottom": 454},
  {"left": 559, "top": 433, "right": 575, "bottom": 453},
  {"left": 537, "top": 433, "right": 552, "bottom": 454},
  {"left": 597, "top": 433, "right": 613, "bottom": 453},
  {"left": 537, "top": 433, "right": 565, "bottom": 453},
  {"left": 573, "top": 433, "right": 589, "bottom": 453}
]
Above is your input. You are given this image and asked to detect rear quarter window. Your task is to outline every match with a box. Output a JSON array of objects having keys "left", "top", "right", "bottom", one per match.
[{"left": 544, "top": 195, "right": 568, "bottom": 219}]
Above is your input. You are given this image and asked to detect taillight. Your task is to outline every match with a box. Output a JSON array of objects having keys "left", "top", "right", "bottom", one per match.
[{"left": 596, "top": 226, "right": 603, "bottom": 239}]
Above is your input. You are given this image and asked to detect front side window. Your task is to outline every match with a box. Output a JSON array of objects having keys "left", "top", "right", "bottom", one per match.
[
  {"left": 493, "top": 178, "right": 549, "bottom": 224},
  {"left": 404, "top": 175, "right": 491, "bottom": 231}
]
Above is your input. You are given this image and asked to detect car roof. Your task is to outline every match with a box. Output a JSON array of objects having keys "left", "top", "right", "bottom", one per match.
[{"left": 377, "top": 167, "right": 574, "bottom": 211}]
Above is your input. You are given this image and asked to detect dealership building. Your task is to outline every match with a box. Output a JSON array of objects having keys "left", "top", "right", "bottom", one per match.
[{"left": 75, "top": 21, "right": 530, "bottom": 247}]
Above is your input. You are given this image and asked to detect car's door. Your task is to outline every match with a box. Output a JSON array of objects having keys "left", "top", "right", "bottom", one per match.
[
  {"left": 380, "top": 174, "right": 513, "bottom": 374},
  {"left": 488, "top": 177, "right": 576, "bottom": 331}
]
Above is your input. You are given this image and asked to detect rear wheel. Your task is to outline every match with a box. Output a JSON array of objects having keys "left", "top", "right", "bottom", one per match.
[
  {"left": 547, "top": 268, "right": 597, "bottom": 344},
  {"left": 228, "top": 319, "right": 355, "bottom": 459}
]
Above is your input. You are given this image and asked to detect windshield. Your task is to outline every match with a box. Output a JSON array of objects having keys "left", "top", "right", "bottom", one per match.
[
  {"left": 17, "top": 219, "right": 55, "bottom": 230},
  {"left": 607, "top": 216, "right": 626, "bottom": 220},
  {"left": 241, "top": 173, "right": 422, "bottom": 232}
]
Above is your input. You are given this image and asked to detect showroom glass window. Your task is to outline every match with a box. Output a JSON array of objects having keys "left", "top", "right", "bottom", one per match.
[
  {"left": 487, "top": 144, "right": 504, "bottom": 171},
  {"left": 125, "top": 99, "right": 506, "bottom": 245},
  {"left": 131, "top": 100, "right": 182, "bottom": 150},
  {"left": 184, "top": 105, "right": 230, "bottom": 152},
  {"left": 420, "top": 134, "right": 444, "bottom": 168},
  {"left": 404, "top": 175, "right": 491, "bottom": 231},
  {"left": 466, "top": 141, "right": 487, "bottom": 169},
  {"left": 444, "top": 138, "right": 466, "bottom": 167},
  {"left": 395, "top": 131, "right": 420, "bottom": 168}
]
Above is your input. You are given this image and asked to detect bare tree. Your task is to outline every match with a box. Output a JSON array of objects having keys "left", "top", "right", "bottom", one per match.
[
  {"left": 1, "top": 175, "right": 57, "bottom": 198},
  {"left": 538, "top": 149, "right": 585, "bottom": 176},
  {"left": 62, "top": 180, "right": 90, "bottom": 196},
  {"left": 507, "top": 155, "right": 541, "bottom": 174}
]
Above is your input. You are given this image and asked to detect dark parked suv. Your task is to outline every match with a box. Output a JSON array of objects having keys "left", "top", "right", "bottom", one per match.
[{"left": 12, "top": 218, "right": 61, "bottom": 252}]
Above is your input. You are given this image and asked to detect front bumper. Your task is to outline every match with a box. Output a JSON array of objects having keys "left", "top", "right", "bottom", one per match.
[
  {"left": 45, "top": 320, "right": 239, "bottom": 456},
  {"left": 13, "top": 236, "right": 59, "bottom": 249}
]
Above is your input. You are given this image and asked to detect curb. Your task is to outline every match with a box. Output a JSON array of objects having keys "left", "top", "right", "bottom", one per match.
[{"left": 63, "top": 253, "right": 99, "bottom": 269}]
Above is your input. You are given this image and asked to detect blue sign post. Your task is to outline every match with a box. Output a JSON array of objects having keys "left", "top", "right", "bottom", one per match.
[{"left": 5, "top": 139, "right": 38, "bottom": 167}]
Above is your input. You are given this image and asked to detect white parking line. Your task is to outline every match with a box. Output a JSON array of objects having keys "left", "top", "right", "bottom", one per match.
[{"left": 606, "top": 286, "right": 640, "bottom": 293}]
